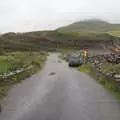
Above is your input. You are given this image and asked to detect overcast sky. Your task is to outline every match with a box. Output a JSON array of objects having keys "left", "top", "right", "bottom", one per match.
[{"left": 0, "top": 0, "right": 120, "bottom": 33}]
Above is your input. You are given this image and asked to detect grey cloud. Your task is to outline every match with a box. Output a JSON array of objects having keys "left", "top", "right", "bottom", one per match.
[{"left": 0, "top": 0, "right": 120, "bottom": 33}]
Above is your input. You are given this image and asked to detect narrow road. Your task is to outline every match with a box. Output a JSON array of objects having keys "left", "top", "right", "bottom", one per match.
[{"left": 0, "top": 53, "right": 120, "bottom": 120}]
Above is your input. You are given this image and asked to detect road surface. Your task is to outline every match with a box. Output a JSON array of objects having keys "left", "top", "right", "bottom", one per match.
[{"left": 0, "top": 53, "right": 120, "bottom": 120}]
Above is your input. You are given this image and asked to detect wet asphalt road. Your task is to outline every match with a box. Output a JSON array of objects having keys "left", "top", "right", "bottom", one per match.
[{"left": 0, "top": 53, "right": 120, "bottom": 120}]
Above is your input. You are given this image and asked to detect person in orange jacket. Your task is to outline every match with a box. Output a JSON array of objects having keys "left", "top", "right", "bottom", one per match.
[
  {"left": 83, "top": 48, "right": 88, "bottom": 63},
  {"left": 83, "top": 48, "right": 88, "bottom": 57}
]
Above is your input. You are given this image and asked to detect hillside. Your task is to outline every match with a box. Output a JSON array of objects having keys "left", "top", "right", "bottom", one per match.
[
  {"left": 1, "top": 19, "right": 120, "bottom": 52},
  {"left": 0, "top": 31, "right": 118, "bottom": 52},
  {"left": 57, "top": 19, "right": 120, "bottom": 32}
]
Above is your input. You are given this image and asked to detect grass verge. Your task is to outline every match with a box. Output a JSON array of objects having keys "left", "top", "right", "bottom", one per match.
[
  {"left": 107, "top": 30, "right": 120, "bottom": 37},
  {"left": 78, "top": 64, "right": 120, "bottom": 100},
  {"left": 0, "top": 52, "right": 47, "bottom": 99}
]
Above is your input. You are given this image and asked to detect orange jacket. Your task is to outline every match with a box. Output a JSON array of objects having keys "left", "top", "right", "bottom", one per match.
[{"left": 84, "top": 50, "right": 88, "bottom": 57}]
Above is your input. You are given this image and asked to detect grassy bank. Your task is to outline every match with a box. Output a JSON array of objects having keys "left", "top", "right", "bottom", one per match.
[
  {"left": 107, "top": 30, "right": 120, "bottom": 37},
  {"left": 0, "top": 52, "right": 47, "bottom": 98},
  {"left": 0, "top": 52, "right": 48, "bottom": 74},
  {"left": 78, "top": 64, "right": 120, "bottom": 100}
]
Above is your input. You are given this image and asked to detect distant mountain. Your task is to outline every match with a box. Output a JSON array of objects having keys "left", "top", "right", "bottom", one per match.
[
  {"left": 57, "top": 19, "right": 120, "bottom": 32},
  {"left": 1, "top": 19, "right": 120, "bottom": 51}
]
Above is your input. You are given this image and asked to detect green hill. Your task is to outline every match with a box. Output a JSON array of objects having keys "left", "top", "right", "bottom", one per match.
[
  {"left": 57, "top": 19, "right": 120, "bottom": 32},
  {"left": 1, "top": 19, "right": 120, "bottom": 52},
  {"left": 0, "top": 30, "right": 117, "bottom": 52}
]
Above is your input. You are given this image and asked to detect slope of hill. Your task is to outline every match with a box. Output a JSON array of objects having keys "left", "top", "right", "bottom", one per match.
[
  {"left": 0, "top": 30, "right": 118, "bottom": 52},
  {"left": 107, "top": 30, "right": 120, "bottom": 37},
  {"left": 57, "top": 19, "right": 120, "bottom": 32}
]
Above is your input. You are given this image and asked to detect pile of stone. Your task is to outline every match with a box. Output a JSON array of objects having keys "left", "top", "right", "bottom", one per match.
[
  {"left": 0, "top": 65, "right": 33, "bottom": 84},
  {"left": 88, "top": 55, "right": 106, "bottom": 63},
  {"left": 88, "top": 53, "right": 120, "bottom": 65},
  {"left": 67, "top": 51, "right": 120, "bottom": 77},
  {"left": 87, "top": 54, "right": 114, "bottom": 76},
  {"left": 66, "top": 51, "right": 120, "bottom": 67},
  {"left": 105, "top": 53, "right": 120, "bottom": 64},
  {"left": 87, "top": 53, "right": 120, "bottom": 88}
]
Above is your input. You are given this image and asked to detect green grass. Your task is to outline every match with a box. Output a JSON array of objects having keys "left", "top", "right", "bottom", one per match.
[
  {"left": 0, "top": 30, "right": 116, "bottom": 52},
  {"left": 0, "top": 52, "right": 47, "bottom": 74},
  {"left": 0, "top": 55, "right": 23, "bottom": 74},
  {"left": 107, "top": 30, "right": 120, "bottom": 37},
  {"left": 78, "top": 64, "right": 93, "bottom": 74},
  {"left": 56, "top": 31, "right": 113, "bottom": 41},
  {"left": 0, "top": 51, "right": 47, "bottom": 99}
]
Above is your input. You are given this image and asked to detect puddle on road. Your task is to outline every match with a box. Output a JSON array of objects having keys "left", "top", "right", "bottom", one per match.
[{"left": 49, "top": 72, "right": 56, "bottom": 76}]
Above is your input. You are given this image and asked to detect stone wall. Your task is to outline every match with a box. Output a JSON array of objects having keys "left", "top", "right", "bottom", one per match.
[{"left": 0, "top": 66, "right": 33, "bottom": 85}]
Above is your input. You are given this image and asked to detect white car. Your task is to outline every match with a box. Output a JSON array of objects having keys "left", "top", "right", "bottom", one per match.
[{"left": 68, "top": 53, "right": 83, "bottom": 67}]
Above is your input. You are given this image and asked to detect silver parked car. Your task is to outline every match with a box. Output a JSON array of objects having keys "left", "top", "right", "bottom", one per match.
[{"left": 68, "top": 53, "right": 83, "bottom": 67}]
